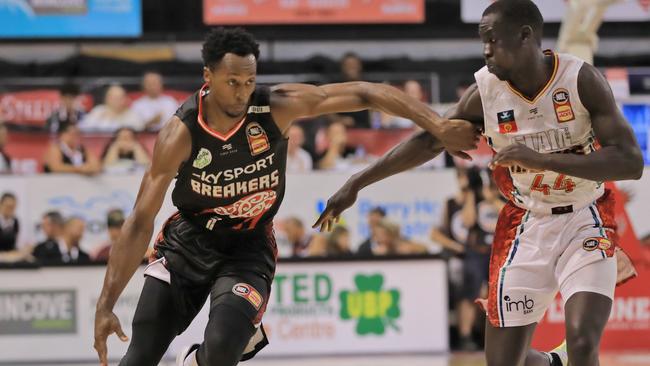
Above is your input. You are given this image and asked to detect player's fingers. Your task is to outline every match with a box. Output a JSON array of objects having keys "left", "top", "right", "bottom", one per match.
[
  {"left": 94, "top": 338, "right": 108, "bottom": 366},
  {"left": 115, "top": 325, "right": 128, "bottom": 342},
  {"left": 334, "top": 216, "right": 340, "bottom": 224},
  {"left": 312, "top": 208, "right": 333, "bottom": 229}
]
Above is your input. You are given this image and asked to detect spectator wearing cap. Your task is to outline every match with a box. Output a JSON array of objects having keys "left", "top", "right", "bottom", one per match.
[
  {"left": 92, "top": 209, "right": 125, "bottom": 262},
  {"left": 45, "top": 83, "right": 85, "bottom": 134}
]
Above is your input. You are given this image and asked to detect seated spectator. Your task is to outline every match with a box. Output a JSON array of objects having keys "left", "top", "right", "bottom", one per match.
[
  {"left": 309, "top": 226, "right": 353, "bottom": 257},
  {"left": 31, "top": 211, "right": 65, "bottom": 262},
  {"left": 45, "top": 82, "right": 85, "bottom": 134},
  {"left": 286, "top": 125, "right": 313, "bottom": 173},
  {"left": 357, "top": 206, "right": 386, "bottom": 252},
  {"left": 316, "top": 120, "right": 363, "bottom": 171},
  {"left": 32, "top": 216, "right": 90, "bottom": 264},
  {"left": 130, "top": 71, "right": 179, "bottom": 131},
  {"left": 0, "top": 122, "right": 11, "bottom": 174},
  {"left": 92, "top": 209, "right": 125, "bottom": 262},
  {"left": 79, "top": 84, "right": 142, "bottom": 133},
  {"left": 102, "top": 128, "right": 151, "bottom": 173},
  {"left": 358, "top": 218, "right": 426, "bottom": 256},
  {"left": 335, "top": 52, "right": 371, "bottom": 128},
  {"left": 283, "top": 217, "right": 323, "bottom": 257},
  {"left": 373, "top": 80, "right": 424, "bottom": 129},
  {"left": 0, "top": 193, "right": 19, "bottom": 252},
  {"left": 43, "top": 124, "right": 102, "bottom": 175}
]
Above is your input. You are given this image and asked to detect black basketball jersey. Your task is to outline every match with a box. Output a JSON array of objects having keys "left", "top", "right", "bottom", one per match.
[{"left": 172, "top": 84, "right": 288, "bottom": 232}]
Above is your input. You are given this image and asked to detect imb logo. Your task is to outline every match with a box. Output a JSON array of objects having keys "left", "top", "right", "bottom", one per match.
[
  {"left": 339, "top": 274, "right": 400, "bottom": 336},
  {"left": 504, "top": 295, "right": 534, "bottom": 315},
  {"left": 0, "top": 290, "right": 76, "bottom": 334}
]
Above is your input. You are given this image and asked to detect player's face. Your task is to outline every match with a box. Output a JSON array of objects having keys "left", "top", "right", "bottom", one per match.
[
  {"left": 204, "top": 53, "right": 257, "bottom": 119},
  {"left": 479, "top": 13, "right": 521, "bottom": 81}
]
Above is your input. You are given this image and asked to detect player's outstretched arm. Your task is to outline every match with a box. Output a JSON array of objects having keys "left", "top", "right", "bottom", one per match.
[
  {"left": 312, "top": 84, "right": 484, "bottom": 231},
  {"left": 313, "top": 129, "right": 444, "bottom": 231},
  {"left": 491, "top": 64, "right": 644, "bottom": 181},
  {"left": 93, "top": 117, "right": 190, "bottom": 366},
  {"left": 270, "top": 82, "right": 480, "bottom": 152}
]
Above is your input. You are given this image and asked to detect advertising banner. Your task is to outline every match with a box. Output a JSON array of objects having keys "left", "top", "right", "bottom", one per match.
[
  {"left": 203, "top": 0, "right": 425, "bottom": 25},
  {"left": 1, "top": 171, "right": 458, "bottom": 253},
  {"left": 0, "top": 259, "right": 447, "bottom": 363},
  {"left": 461, "top": 0, "right": 650, "bottom": 23},
  {"left": 0, "top": 0, "right": 141, "bottom": 38}
]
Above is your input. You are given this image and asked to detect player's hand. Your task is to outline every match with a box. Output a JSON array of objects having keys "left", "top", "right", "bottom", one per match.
[
  {"left": 437, "top": 119, "right": 481, "bottom": 152},
  {"left": 490, "top": 143, "right": 545, "bottom": 171},
  {"left": 312, "top": 180, "right": 359, "bottom": 232},
  {"left": 94, "top": 309, "right": 128, "bottom": 366}
]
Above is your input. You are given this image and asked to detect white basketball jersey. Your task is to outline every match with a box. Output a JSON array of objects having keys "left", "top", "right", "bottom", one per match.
[{"left": 475, "top": 51, "right": 604, "bottom": 215}]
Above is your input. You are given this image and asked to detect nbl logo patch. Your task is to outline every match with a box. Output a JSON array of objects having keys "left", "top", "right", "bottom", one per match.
[
  {"left": 583, "top": 237, "right": 612, "bottom": 252},
  {"left": 232, "top": 283, "right": 263, "bottom": 310},
  {"left": 246, "top": 122, "right": 270, "bottom": 156},
  {"left": 552, "top": 88, "right": 575, "bottom": 123},
  {"left": 497, "top": 109, "right": 518, "bottom": 133}
]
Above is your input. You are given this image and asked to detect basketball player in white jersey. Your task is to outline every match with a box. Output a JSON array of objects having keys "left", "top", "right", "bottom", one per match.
[{"left": 313, "top": 1, "right": 643, "bottom": 365}]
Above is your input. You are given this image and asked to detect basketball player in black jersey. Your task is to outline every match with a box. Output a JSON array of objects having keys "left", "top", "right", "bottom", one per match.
[{"left": 93, "top": 28, "right": 479, "bottom": 366}]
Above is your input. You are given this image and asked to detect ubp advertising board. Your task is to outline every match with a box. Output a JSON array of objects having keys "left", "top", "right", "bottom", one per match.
[{"left": 0, "top": 260, "right": 447, "bottom": 363}]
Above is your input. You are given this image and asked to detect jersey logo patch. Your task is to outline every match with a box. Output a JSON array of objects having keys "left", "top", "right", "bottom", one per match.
[
  {"left": 497, "top": 109, "right": 518, "bottom": 133},
  {"left": 552, "top": 88, "right": 575, "bottom": 123},
  {"left": 583, "top": 237, "right": 611, "bottom": 252},
  {"left": 232, "top": 283, "right": 263, "bottom": 310},
  {"left": 192, "top": 148, "right": 212, "bottom": 169},
  {"left": 246, "top": 122, "right": 270, "bottom": 156}
]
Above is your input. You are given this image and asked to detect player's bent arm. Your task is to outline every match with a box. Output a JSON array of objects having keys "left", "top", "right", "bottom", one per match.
[
  {"left": 96, "top": 118, "right": 191, "bottom": 312},
  {"left": 270, "top": 82, "right": 442, "bottom": 132},
  {"left": 538, "top": 64, "right": 644, "bottom": 181},
  {"left": 269, "top": 82, "right": 481, "bottom": 152}
]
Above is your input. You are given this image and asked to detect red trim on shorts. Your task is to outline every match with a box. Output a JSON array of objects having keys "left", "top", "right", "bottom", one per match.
[
  {"left": 492, "top": 166, "right": 515, "bottom": 201},
  {"left": 252, "top": 222, "right": 278, "bottom": 325},
  {"left": 488, "top": 202, "right": 527, "bottom": 327},
  {"left": 595, "top": 189, "right": 618, "bottom": 258},
  {"left": 148, "top": 211, "right": 181, "bottom": 263},
  {"left": 197, "top": 83, "right": 247, "bottom": 141}
]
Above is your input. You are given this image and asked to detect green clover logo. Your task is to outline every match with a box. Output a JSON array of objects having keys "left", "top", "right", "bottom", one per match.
[{"left": 339, "top": 274, "right": 401, "bottom": 335}]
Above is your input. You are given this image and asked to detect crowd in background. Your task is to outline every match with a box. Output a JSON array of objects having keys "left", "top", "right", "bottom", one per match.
[{"left": 0, "top": 53, "right": 461, "bottom": 177}]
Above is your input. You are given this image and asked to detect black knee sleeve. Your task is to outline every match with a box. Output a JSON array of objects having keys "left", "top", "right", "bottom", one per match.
[{"left": 197, "top": 304, "right": 257, "bottom": 366}]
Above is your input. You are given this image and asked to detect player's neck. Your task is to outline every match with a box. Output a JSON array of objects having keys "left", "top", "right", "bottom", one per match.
[
  {"left": 203, "top": 96, "right": 246, "bottom": 134},
  {"left": 507, "top": 52, "right": 553, "bottom": 100}
]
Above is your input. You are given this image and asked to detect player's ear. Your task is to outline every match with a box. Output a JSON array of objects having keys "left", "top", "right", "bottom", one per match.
[
  {"left": 520, "top": 25, "right": 534, "bottom": 43},
  {"left": 203, "top": 66, "right": 211, "bottom": 84}
]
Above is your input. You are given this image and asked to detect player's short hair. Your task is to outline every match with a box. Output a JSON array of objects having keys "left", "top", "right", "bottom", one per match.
[
  {"left": 482, "top": 0, "right": 544, "bottom": 43},
  {"left": 202, "top": 27, "right": 260, "bottom": 69}
]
